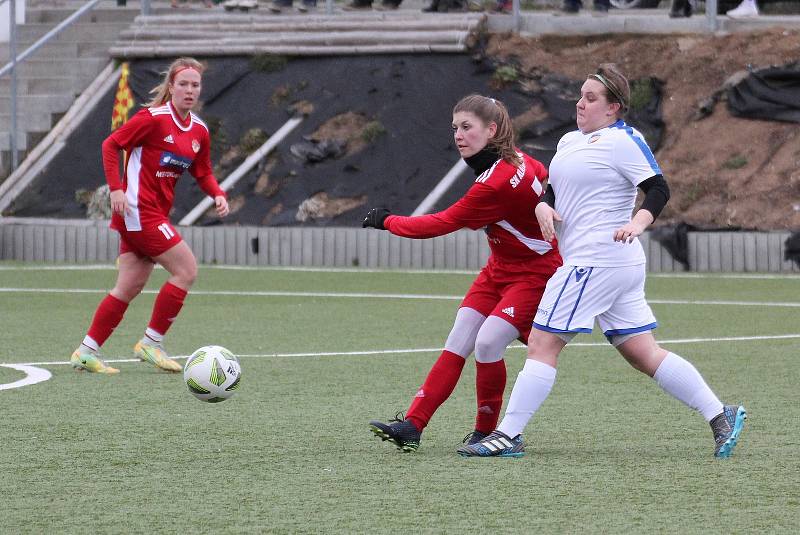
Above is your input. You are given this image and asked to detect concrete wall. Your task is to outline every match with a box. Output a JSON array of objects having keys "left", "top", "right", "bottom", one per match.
[{"left": 0, "top": 220, "right": 797, "bottom": 272}]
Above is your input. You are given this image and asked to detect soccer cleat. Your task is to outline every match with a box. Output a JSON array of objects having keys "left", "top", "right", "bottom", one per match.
[
  {"left": 134, "top": 339, "right": 182, "bottom": 373},
  {"left": 711, "top": 404, "right": 747, "bottom": 458},
  {"left": 368, "top": 411, "right": 422, "bottom": 452},
  {"left": 70, "top": 346, "right": 119, "bottom": 374},
  {"left": 457, "top": 430, "right": 524, "bottom": 458},
  {"left": 462, "top": 430, "right": 488, "bottom": 446}
]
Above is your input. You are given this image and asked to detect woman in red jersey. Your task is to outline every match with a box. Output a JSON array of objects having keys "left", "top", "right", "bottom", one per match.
[
  {"left": 70, "top": 57, "right": 229, "bottom": 374},
  {"left": 364, "top": 94, "right": 562, "bottom": 452}
]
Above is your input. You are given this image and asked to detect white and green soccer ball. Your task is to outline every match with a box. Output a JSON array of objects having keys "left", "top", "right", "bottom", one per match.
[{"left": 183, "top": 345, "right": 241, "bottom": 403}]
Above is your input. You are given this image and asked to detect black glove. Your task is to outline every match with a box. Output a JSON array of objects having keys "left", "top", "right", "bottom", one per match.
[{"left": 362, "top": 208, "right": 391, "bottom": 230}]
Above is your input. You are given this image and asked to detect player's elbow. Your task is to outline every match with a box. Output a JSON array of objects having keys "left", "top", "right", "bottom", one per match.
[{"left": 101, "top": 136, "right": 120, "bottom": 156}]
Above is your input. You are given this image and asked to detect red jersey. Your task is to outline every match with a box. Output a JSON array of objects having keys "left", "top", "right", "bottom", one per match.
[
  {"left": 385, "top": 152, "right": 561, "bottom": 275},
  {"left": 102, "top": 101, "right": 224, "bottom": 232}
]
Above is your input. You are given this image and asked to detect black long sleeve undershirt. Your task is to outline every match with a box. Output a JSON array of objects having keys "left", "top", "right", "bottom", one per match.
[{"left": 638, "top": 174, "right": 670, "bottom": 219}]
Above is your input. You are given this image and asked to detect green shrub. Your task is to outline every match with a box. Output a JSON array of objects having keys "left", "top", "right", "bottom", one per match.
[
  {"left": 493, "top": 65, "right": 519, "bottom": 84},
  {"left": 251, "top": 54, "right": 288, "bottom": 73},
  {"left": 361, "top": 121, "right": 386, "bottom": 144},
  {"left": 722, "top": 154, "right": 748, "bottom": 170}
]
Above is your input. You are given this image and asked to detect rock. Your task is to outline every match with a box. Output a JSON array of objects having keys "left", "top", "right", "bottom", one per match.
[
  {"left": 295, "top": 192, "right": 367, "bottom": 222},
  {"left": 76, "top": 184, "right": 111, "bottom": 220}
]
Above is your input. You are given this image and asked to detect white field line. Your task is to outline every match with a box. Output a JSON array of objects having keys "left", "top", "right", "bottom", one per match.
[
  {"left": 0, "top": 264, "right": 797, "bottom": 279},
  {"left": 0, "top": 364, "right": 52, "bottom": 390},
  {"left": 1, "top": 287, "right": 799, "bottom": 308},
  {"left": 9, "top": 333, "right": 800, "bottom": 367}
]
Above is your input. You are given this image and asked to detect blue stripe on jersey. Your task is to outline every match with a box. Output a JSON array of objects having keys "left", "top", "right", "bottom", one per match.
[
  {"left": 546, "top": 267, "right": 576, "bottom": 328},
  {"left": 533, "top": 322, "right": 592, "bottom": 334},
  {"left": 611, "top": 120, "right": 662, "bottom": 175},
  {"left": 565, "top": 267, "right": 593, "bottom": 331},
  {"left": 603, "top": 321, "right": 659, "bottom": 341}
]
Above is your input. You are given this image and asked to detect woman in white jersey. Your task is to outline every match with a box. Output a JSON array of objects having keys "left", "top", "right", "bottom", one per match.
[{"left": 460, "top": 64, "right": 747, "bottom": 459}]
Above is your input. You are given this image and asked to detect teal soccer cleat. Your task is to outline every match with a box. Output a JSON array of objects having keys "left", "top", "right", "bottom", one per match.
[{"left": 711, "top": 404, "right": 747, "bottom": 458}]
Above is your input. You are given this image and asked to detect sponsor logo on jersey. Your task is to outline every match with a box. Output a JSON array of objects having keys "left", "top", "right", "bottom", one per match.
[
  {"left": 163, "top": 134, "right": 174, "bottom": 144},
  {"left": 191, "top": 139, "right": 200, "bottom": 153},
  {"left": 155, "top": 170, "right": 180, "bottom": 179},
  {"left": 159, "top": 151, "right": 192, "bottom": 170},
  {"left": 588, "top": 133, "right": 602, "bottom": 144},
  {"left": 502, "top": 306, "right": 515, "bottom": 318},
  {"left": 537, "top": 307, "right": 550, "bottom": 318}
]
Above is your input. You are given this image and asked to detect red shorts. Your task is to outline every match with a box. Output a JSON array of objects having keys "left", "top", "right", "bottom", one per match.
[
  {"left": 461, "top": 264, "right": 552, "bottom": 343},
  {"left": 117, "top": 221, "right": 182, "bottom": 259}
]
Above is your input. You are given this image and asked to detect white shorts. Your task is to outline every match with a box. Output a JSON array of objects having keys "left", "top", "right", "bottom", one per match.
[{"left": 533, "top": 264, "right": 657, "bottom": 341}]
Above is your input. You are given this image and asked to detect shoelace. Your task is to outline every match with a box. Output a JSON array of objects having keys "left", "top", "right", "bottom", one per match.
[
  {"left": 388, "top": 410, "right": 406, "bottom": 424},
  {"left": 462, "top": 431, "right": 484, "bottom": 444}
]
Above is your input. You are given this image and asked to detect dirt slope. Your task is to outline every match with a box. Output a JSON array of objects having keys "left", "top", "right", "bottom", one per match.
[{"left": 486, "top": 29, "right": 800, "bottom": 230}]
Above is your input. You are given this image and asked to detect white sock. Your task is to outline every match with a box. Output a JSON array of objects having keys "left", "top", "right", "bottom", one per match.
[
  {"left": 81, "top": 336, "right": 99, "bottom": 352},
  {"left": 653, "top": 352, "right": 724, "bottom": 422},
  {"left": 144, "top": 328, "right": 164, "bottom": 344},
  {"left": 497, "top": 359, "right": 557, "bottom": 438}
]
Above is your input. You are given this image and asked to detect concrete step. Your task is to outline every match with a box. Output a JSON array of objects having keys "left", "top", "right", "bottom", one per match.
[
  {"left": 0, "top": 76, "right": 86, "bottom": 96},
  {"left": 12, "top": 57, "right": 109, "bottom": 78},
  {"left": 0, "top": 149, "right": 29, "bottom": 180},
  {"left": 0, "top": 111, "right": 54, "bottom": 132},
  {"left": 0, "top": 41, "right": 112, "bottom": 60},
  {"left": 26, "top": 5, "right": 143, "bottom": 24},
  {"left": 12, "top": 22, "right": 132, "bottom": 43},
  {"left": 0, "top": 94, "right": 76, "bottom": 115},
  {"left": 0, "top": 131, "right": 29, "bottom": 152}
]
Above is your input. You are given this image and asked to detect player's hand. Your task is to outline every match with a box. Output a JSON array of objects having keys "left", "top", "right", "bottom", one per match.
[
  {"left": 215, "top": 195, "right": 229, "bottom": 218},
  {"left": 362, "top": 207, "right": 391, "bottom": 230},
  {"left": 110, "top": 189, "right": 129, "bottom": 216},
  {"left": 535, "top": 202, "right": 561, "bottom": 242},
  {"left": 613, "top": 221, "right": 646, "bottom": 243}
]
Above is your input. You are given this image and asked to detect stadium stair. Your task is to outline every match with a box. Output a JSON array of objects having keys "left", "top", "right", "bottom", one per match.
[
  {"left": 0, "top": 1, "right": 158, "bottom": 180},
  {"left": 110, "top": 11, "right": 486, "bottom": 58}
]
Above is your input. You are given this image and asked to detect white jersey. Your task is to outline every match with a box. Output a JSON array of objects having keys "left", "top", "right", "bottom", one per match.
[{"left": 548, "top": 119, "right": 662, "bottom": 267}]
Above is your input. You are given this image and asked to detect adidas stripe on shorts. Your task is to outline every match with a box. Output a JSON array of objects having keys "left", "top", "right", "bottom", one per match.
[{"left": 533, "top": 263, "right": 657, "bottom": 339}]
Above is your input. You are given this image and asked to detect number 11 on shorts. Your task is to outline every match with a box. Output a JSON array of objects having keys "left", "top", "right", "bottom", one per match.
[{"left": 158, "top": 223, "right": 176, "bottom": 240}]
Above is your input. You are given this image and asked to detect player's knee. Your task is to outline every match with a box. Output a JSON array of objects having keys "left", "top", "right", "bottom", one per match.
[
  {"left": 474, "top": 332, "right": 506, "bottom": 363},
  {"left": 173, "top": 263, "right": 198, "bottom": 287}
]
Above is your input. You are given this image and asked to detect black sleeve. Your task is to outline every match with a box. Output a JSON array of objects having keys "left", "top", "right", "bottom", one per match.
[
  {"left": 638, "top": 174, "right": 670, "bottom": 219},
  {"left": 540, "top": 184, "right": 555, "bottom": 208}
]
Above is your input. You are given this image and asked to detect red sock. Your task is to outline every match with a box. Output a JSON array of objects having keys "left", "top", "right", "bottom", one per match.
[
  {"left": 406, "top": 350, "right": 466, "bottom": 431},
  {"left": 86, "top": 294, "right": 129, "bottom": 347},
  {"left": 475, "top": 360, "right": 507, "bottom": 434},
  {"left": 148, "top": 282, "right": 188, "bottom": 337}
]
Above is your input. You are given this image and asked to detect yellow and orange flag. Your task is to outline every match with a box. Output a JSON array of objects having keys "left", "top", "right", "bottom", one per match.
[{"left": 111, "top": 62, "right": 134, "bottom": 130}]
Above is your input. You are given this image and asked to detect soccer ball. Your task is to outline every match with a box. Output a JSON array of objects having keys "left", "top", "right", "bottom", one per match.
[{"left": 183, "top": 345, "right": 241, "bottom": 403}]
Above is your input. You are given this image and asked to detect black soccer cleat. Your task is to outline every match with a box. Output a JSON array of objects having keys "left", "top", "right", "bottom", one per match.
[{"left": 369, "top": 411, "right": 422, "bottom": 452}]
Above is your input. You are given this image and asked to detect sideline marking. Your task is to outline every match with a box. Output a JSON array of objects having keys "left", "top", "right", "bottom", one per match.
[
  {"left": 10, "top": 333, "right": 800, "bottom": 367},
  {"left": 1, "top": 287, "right": 799, "bottom": 307},
  {"left": 0, "top": 364, "right": 52, "bottom": 391},
  {"left": 0, "top": 264, "right": 797, "bottom": 279}
]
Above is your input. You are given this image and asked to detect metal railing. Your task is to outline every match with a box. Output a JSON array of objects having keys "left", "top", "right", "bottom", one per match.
[
  {"left": 2, "top": 0, "right": 102, "bottom": 171},
  {"left": 0, "top": 0, "right": 156, "bottom": 172}
]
